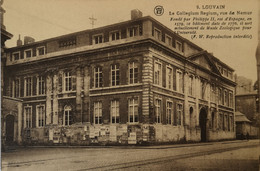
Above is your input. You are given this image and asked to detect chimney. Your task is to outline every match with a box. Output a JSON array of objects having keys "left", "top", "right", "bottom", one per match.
[
  {"left": 24, "top": 36, "right": 35, "bottom": 45},
  {"left": 17, "top": 34, "right": 22, "bottom": 46},
  {"left": 131, "top": 9, "right": 142, "bottom": 20}
]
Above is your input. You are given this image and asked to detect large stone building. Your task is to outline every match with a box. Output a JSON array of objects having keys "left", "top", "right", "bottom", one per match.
[{"left": 3, "top": 10, "right": 236, "bottom": 145}]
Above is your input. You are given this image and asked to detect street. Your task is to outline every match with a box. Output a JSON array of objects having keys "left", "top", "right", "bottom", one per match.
[{"left": 2, "top": 140, "right": 260, "bottom": 171}]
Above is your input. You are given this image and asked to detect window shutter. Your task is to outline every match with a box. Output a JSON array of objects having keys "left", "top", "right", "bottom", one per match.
[{"left": 58, "top": 73, "right": 63, "bottom": 93}]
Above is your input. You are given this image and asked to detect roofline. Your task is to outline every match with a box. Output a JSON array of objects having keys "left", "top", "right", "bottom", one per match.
[{"left": 6, "top": 15, "right": 203, "bottom": 52}]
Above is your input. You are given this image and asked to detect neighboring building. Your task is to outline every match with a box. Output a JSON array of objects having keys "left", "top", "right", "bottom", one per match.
[
  {"left": 1, "top": 0, "right": 23, "bottom": 147},
  {"left": 235, "top": 75, "right": 254, "bottom": 95},
  {"left": 235, "top": 111, "right": 259, "bottom": 139},
  {"left": 3, "top": 10, "right": 236, "bottom": 145},
  {"left": 235, "top": 92, "right": 258, "bottom": 125}
]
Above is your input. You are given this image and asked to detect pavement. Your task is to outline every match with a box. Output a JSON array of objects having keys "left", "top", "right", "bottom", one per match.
[{"left": 1, "top": 139, "right": 260, "bottom": 171}]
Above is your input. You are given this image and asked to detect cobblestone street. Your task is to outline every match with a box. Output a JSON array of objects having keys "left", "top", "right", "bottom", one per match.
[{"left": 2, "top": 140, "right": 260, "bottom": 171}]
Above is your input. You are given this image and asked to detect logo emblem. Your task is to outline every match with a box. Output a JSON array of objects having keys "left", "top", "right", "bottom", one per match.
[{"left": 154, "top": 5, "right": 164, "bottom": 16}]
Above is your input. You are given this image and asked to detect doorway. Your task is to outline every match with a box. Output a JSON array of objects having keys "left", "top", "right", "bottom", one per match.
[
  {"left": 5, "top": 115, "right": 15, "bottom": 143},
  {"left": 199, "top": 108, "right": 207, "bottom": 142}
]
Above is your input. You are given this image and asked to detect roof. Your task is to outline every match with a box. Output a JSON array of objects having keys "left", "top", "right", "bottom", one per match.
[{"left": 235, "top": 111, "right": 251, "bottom": 123}]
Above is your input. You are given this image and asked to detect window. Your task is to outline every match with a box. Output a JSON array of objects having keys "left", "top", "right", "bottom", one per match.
[
  {"left": 229, "top": 92, "right": 233, "bottom": 108},
  {"left": 165, "top": 35, "right": 172, "bottom": 46},
  {"left": 24, "top": 49, "right": 32, "bottom": 58},
  {"left": 64, "top": 72, "right": 72, "bottom": 92},
  {"left": 111, "top": 64, "right": 120, "bottom": 86},
  {"left": 93, "top": 34, "right": 103, "bottom": 44},
  {"left": 24, "top": 106, "right": 32, "bottom": 128},
  {"left": 128, "top": 98, "right": 138, "bottom": 123},
  {"left": 128, "top": 26, "right": 138, "bottom": 37},
  {"left": 166, "top": 66, "right": 173, "bottom": 89},
  {"left": 176, "top": 70, "right": 183, "bottom": 93},
  {"left": 37, "top": 47, "right": 45, "bottom": 56},
  {"left": 37, "top": 76, "right": 45, "bottom": 95},
  {"left": 228, "top": 71, "right": 232, "bottom": 79},
  {"left": 188, "top": 76, "right": 194, "bottom": 96},
  {"left": 177, "top": 104, "right": 183, "bottom": 125},
  {"left": 24, "top": 77, "right": 33, "bottom": 96},
  {"left": 223, "top": 68, "right": 228, "bottom": 77},
  {"left": 13, "top": 78, "right": 20, "bottom": 98},
  {"left": 13, "top": 52, "right": 20, "bottom": 60},
  {"left": 155, "top": 99, "right": 162, "bottom": 123},
  {"left": 166, "top": 101, "right": 173, "bottom": 124},
  {"left": 59, "top": 37, "right": 76, "bottom": 47},
  {"left": 176, "top": 41, "right": 183, "bottom": 52},
  {"left": 224, "top": 90, "right": 228, "bottom": 106},
  {"left": 201, "top": 80, "right": 206, "bottom": 100},
  {"left": 94, "top": 102, "right": 102, "bottom": 124},
  {"left": 218, "top": 113, "right": 223, "bottom": 130},
  {"left": 110, "top": 31, "right": 120, "bottom": 41},
  {"left": 129, "top": 62, "right": 138, "bottom": 84},
  {"left": 211, "top": 84, "right": 216, "bottom": 102},
  {"left": 211, "top": 112, "right": 215, "bottom": 129},
  {"left": 154, "top": 62, "right": 162, "bottom": 86},
  {"left": 94, "top": 67, "right": 103, "bottom": 88},
  {"left": 64, "top": 106, "right": 72, "bottom": 126},
  {"left": 36, "top": 105, "right": 45, "bottom": 127},
  {"left": 154, "top": 28, "right": 161, "bottom": 40},
  {"left": 224, "top": 115, "right": 228, "bottom": 131},
  {"left": 111, "top": 100, "right": 119, "bottom": 124},
  {"left": 218, "top": 88, "right": 222, "bottom": 105}
]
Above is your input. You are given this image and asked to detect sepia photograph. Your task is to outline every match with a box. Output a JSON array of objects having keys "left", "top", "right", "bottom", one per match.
[{"left": 1, "top": 0, "right": 260, "bottom": 170}]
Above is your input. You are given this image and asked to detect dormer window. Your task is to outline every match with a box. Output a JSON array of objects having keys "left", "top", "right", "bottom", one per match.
[
  {"left": 110, "top": 31, "right": 120, "bottom": 41},
  {"left": 128, "top": 26, "right": 138, "bottom": 37},
  {"left": 176, "top": 41, "right": 183, "bottom": 52},
  {"left": 154, "top": 28, "right": 161, "bottom": 41},
  {"left": 13, "top": 52, "right": 20, "bottom": 60},
  {"left": 93, "top": 34, "right": 103, "bottom": 44},
  {"left": 165, "top": 34, "right": 172, "bottom": 46},
  {"left": 37, "top": 46, "right": 45, "bottom": 56},
  {"left": 24, "top": 49, "right": 32, "bottom": 58}
]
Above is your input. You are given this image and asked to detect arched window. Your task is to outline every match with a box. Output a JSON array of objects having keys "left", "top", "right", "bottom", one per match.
[{"left": 64, "top": 105, "right": 72, "bottom": 126}]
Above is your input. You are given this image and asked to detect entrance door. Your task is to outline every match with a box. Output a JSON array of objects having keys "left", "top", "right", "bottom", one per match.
[
  {"left": 5, "top": 115, "right": 15, "bottom": 143},
  {"left": 199, "top": 108, "right": 207, "bottom": 142}
]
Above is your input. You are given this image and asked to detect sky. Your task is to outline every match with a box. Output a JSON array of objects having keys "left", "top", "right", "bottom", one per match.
[{"left": 2, "top": 0, "right": 259, "bottom": 83}]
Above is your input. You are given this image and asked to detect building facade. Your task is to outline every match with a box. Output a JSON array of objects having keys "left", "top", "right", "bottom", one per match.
[{"left": 3, "top": 10, "right": 236, "bottom": 145}]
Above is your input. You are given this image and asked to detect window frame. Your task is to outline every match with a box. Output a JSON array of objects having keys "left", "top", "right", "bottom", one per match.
[
  {"left": 165, "top": 34, "right": 172, "bottom": 46},
  {"left": 176, "top": 69, "right": 183, "bottom": 93},
  {"left": 154, "top": 61, "right": 162, "bottom": 86},
  {"left": 154, "top": 28, "right": 162, "bottom": 41},
  {"left": 166, "top": 100, "right": 173, "bottom": 125},
  {"left": 64, "top": 71, "right": 72, "bottom": 92},
  {"left": 13, "top": 51, "right": 20, "bottom": 61},
  {"left": 155, "top": 98, "right": 162, "bottom": 124},
  {"left": 36, "top": 105, "right": 45, "bottom": 127},
  {"left": 12, "top": 78, "right": 20, "bottom": 98},
  {"left": 109, "top": 30, "right": 121, "bottom": 41},
  {"left": 127, "top": 25, "right": 139, "bottom": 37},
  {"left": 177, "top": 103, "right": 183, "bottom": 126},
  {"left": 176, "top": 40, "right": 183, "bottom": 52},
  {"left": 37, "top": 76, "right": 45, "bottom": 95},
  {"left": 128, "top": 97, "right": 139, "bottom": 123},
  {"left": 94, "top": 66, "right": 103, "bottom": 88},
  {"left": 36, "top": 46, "right": 46, "bottom": 56},
  {"left": 166, "top": 65, "right": 173, "bottom": 90},
  {"left": 111, "top": 100, "right": 120, "bottom": 124},
  {"left": 129, "top": 61, "right": 139, "bottom": 84},
  {"left": 92, "top": 34, "right": 104, "bottom": 44},
  {"left": 63, "top": 105, "right": 72, "bottom": 126},
  {"left": 24, "top": 106, "right": 32, "bottom": 128},
  {"left": 111, "top": 64, "right": 120, "bottom": 86},
  {"left": 24, "top": 76, "right": 33, "bottom": 97},
  {"left": 24, "top": 49, "right": 33, "bottom": 58},
  {"left": 94, "top": 101, "right": 102, "bottom": 124}
]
